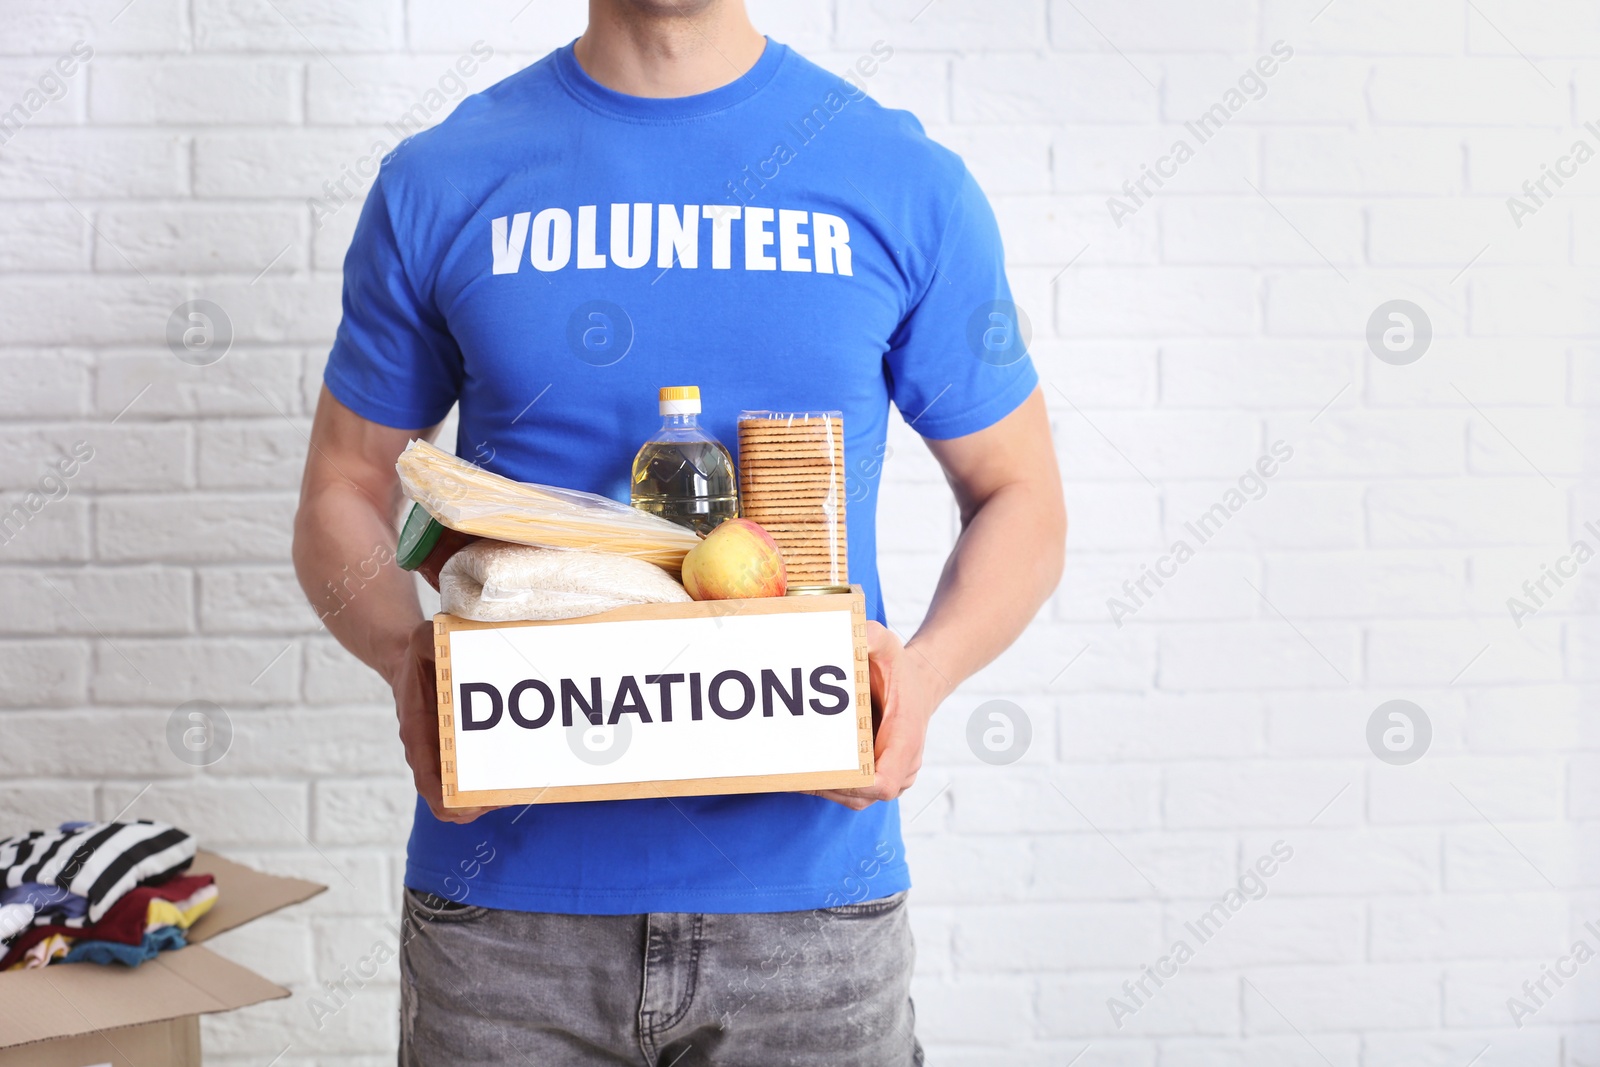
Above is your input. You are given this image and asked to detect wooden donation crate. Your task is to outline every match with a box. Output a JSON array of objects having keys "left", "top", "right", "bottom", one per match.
[{"left": 435, "top": 586, "right": 874, "bottom": 807}]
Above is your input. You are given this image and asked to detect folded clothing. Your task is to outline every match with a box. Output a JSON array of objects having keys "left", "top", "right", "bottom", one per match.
[
  {"left": 0, "top": 882, "right": 87, "bottom": 921},
  {"left": 440, "top": 541, "right": 690, "bottom": 622},
  {"left": 0, "top": 820, "right": 195, "bottom": 930},
  {"left": 0, "top": 873, "right": 215, "bottom": 971},
  {"left": 145, "top": 882, "right": 217, "bottom": 934},
  {"left": 0, "top": 903, "right": 33, "bottom": 942},
  {"left": 9, "top": 932, "right": 72, "bottom": 971},
  {"left": 63, "top": 925, "right": 187, "bottom": 968}
]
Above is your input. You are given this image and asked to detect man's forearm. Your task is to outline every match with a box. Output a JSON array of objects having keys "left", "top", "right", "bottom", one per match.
[
  {"left": 293, "top": 480, "right": 425, "bottom": 687},
  {"left": 905, "top": 480, "right": 1066, "bottom": 699}
]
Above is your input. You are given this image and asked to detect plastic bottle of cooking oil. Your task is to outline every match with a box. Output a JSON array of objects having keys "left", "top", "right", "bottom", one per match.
[{"left": 630, "top": 386, "right": 738, "bottom": 536}]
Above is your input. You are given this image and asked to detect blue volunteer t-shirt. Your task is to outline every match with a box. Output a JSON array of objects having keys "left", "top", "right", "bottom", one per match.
[{"left": 325, "top": 38, "right": 1037, "bottom": 915}]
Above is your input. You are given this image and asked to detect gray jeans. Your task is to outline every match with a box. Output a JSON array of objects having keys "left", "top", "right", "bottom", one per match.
[{"left": 398, "top": 887, "right": 923, "bottom": 1067}]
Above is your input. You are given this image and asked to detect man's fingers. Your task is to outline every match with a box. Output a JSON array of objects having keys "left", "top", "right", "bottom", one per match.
[
  {"left": 806, "top": 772, "right": 908, "bottom": 808},
  {"left": 418, "top": 771, "right": 492, "bottom": 823},
  {"left": 808, "top": 789, "right": 877, "bottom": 811},
  {"left": 430, "top": 804, "right": 491, "bottom": 824},
  {"left": 427, "top": 804, "right": 486, "bottom": 823},
  {"left": 803, "top": 736, "right": 922, "bottom": 809},
  {"left": 864, "top": 618, "right": 899, "bottom": 656}
]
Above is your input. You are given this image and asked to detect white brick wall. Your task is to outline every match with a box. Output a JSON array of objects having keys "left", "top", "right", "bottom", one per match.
[{"left": 0, "top": 0, "right": 1595, "bottom": 1063}]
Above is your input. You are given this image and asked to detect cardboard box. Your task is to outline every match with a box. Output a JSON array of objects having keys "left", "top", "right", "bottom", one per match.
[
  {"left": 436, "top": 586, "right": 876, "bottom": 807},
  {"left": 0, "top": 851, "right": 324, "bottom": 1067}
]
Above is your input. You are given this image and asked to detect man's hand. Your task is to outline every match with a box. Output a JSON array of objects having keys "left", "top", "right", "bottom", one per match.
[
  {"left": 805, "top": 388, "right": 1065, "bottom": 814},
  {"left": 293, "top": 387, "right": 497, "bottom": 825},
  {"left": 808, "top": 621, "right": 951, "bottom": 811},
  {"left": 389, "top": 620, "right": 495, "bottom": 824}
]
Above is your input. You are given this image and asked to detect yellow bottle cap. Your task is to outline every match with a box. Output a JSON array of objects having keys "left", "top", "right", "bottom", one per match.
[{"left": 659, "top": 385, "right": 701, "bottom": 416}]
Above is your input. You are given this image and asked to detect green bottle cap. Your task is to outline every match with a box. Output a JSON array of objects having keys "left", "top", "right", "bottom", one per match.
[{"left": 396, "top": 503, "right": 444, "bottom": 571}]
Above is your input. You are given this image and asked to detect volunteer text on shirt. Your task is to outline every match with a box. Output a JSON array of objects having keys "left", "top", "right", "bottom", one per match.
[{"left": 490, "top": 204, "right": 853, "bottom": 275}]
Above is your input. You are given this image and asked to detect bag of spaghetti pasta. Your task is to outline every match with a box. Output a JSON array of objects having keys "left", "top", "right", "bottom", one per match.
[{"left": 396, "top": 439, "right": 701, "bottom": 575}]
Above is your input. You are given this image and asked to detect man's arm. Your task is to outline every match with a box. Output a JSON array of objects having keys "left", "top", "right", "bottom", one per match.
[
  {"left": 812, "top": 386, "right": 1065, "bottom": 810},
  {"left": 292, "top": 386, "right": 489, "bottom": 823}
]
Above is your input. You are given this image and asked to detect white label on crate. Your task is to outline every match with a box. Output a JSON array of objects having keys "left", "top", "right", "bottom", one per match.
[{"left": 448, "top": 609, "right": 861, "bottom": 791}]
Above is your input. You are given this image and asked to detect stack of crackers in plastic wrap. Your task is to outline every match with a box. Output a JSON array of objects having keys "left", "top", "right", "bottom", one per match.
[{"left": 736, "top": 411, "right": 849, "bottom": 593}]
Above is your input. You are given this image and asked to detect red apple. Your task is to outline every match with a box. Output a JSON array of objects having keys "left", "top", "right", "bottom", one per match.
[{"left": 681, "top": 518, "right": 788, "bottom": 600}]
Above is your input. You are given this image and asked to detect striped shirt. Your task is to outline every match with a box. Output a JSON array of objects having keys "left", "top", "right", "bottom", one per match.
[{"left": 0, "top": 820, "right": 195, "bottom": 937}]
